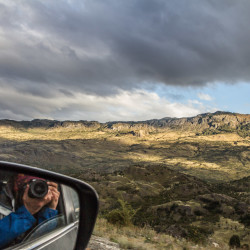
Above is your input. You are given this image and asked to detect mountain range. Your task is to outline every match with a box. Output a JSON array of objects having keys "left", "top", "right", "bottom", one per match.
[{"left": 1, "top": 111, "right": 249, "bottom": 131}]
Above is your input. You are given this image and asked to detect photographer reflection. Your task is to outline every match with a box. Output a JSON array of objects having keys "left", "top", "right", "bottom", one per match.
[{"left": 0, "top": 174, "right": 60, "bottom": 249}]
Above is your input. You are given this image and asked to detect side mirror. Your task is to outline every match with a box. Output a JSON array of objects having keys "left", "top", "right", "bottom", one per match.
[{"left": 0, "top": 161, "right": 99, "bottom": 250}]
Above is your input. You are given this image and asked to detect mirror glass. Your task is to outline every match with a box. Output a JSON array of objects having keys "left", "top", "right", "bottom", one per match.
[{"left": 0, "top": 170, "right": 79, "bottom": 250}]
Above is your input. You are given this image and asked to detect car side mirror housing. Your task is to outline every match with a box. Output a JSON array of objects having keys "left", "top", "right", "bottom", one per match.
[{"left": 0, "top": 161, "right": 99, "bottom": 250}]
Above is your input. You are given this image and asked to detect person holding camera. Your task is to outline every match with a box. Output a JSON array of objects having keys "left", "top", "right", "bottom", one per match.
[{"left": 0, "top": 174, "right": 60, "bottom": 249}]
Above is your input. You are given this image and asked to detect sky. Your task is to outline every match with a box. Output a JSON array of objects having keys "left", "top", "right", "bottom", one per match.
[{"left": 0, "top": 0, "right": 249, "bottom": 122}]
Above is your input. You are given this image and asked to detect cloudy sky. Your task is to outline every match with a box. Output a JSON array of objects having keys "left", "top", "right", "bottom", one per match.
[{"left": 0, "top": 0, "right": 249, "bottom": 122}]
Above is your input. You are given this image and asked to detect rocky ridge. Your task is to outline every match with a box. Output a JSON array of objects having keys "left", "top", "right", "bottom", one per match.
[
  {"left": 87, "top": 236, "right": 120, "bottom": 250},
  {"left": 0, "top": 112, "right": 249, "bottom": 135}
]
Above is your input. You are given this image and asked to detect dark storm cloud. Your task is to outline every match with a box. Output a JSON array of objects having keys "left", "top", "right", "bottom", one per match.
[{"left": 0, "top": 0, "right": 250, "bottom": 96}]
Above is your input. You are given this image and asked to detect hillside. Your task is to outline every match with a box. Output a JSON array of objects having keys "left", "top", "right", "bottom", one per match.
[
  {"left": 75, "top": 164, "right": 249, "bottom": 246},
  {"left": 0, "top": 111, "right": 249, "bottom": 248},
  {"left": 0, "top": 112, "right": 249, "bottom": 181}
]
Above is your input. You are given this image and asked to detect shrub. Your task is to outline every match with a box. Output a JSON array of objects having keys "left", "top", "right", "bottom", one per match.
[
  {"left": 105, "top": 199, "right": 138, "bottom": 226},
  {"left": 218, "top": 125, "right": 234, "bottom": 133},
  {"left": 240, "top": 214, "right": 250, "bottom": 227},
  {"left": 185, "top": 225, "right": 212, "bottom": 244},
  {"left": 237, "top": 124, "right": 250, "bottom": 138},
  {"left": 229, "top": 235, "right": 241, "bottom": 248}
]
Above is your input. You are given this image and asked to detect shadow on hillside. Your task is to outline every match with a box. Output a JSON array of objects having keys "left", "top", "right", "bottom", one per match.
[{"left": 0, "top": 137, "right": 249, "bottom": 182}]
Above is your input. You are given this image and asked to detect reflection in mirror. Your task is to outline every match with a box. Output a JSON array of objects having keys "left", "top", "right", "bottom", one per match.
[{"left": 0, "top": 170, "right": 79, "bottom": 250}]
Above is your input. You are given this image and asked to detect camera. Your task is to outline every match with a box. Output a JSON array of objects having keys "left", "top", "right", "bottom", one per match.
[{"left": 28, "top": 179, "right": 48, "bottom": 199}]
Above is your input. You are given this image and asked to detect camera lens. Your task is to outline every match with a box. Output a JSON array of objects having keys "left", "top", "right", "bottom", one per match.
[{"left": 28, "top": 179, "right": 48, "bottom": 199}]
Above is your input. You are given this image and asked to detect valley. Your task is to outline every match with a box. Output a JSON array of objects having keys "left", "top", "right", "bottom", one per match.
[{"left": 0, "top": 111, "right": 249, "bottom": 248}]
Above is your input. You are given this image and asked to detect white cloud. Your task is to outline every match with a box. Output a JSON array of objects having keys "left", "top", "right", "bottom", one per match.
[
  {"left": 198, "top": 93, "right": 213, "bottom": 101},
  {"left": 188, "top": 99, "right": 203, "bottom": 105},
  {"left": 0, "top": 85, "right": 211, "bottom": 122}
]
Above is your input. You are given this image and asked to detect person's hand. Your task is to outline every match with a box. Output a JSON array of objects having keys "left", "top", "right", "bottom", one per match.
[
  {"left": 23, "top": 184, "right": 53, "bottom": 215},
  {"left": 23, "top": 182, "right": 60, "bottom": 214},
  {"left": 46, "top": 182, "right": 60, "bottom": 210}
]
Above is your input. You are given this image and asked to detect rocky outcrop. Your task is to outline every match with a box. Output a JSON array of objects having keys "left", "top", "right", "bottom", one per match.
[
  {"left": 103, "top": 112, "right": 250, "bottom": 137},
  {"left": 0, "top": 112, "right": 249, "bottom": 133},
  {"left": 87, "top": 236, "right": 120, "bottom": 250},
  {"left": 0, "top": 119, "right": 101, "bottom": 130},
  {"left": 145, "top": 112, "right": 250, "bottom": 131}
]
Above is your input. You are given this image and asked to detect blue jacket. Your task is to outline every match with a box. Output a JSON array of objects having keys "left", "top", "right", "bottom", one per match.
[{"left": 0, "top": 205, "right": 58, "bottom": 248}]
